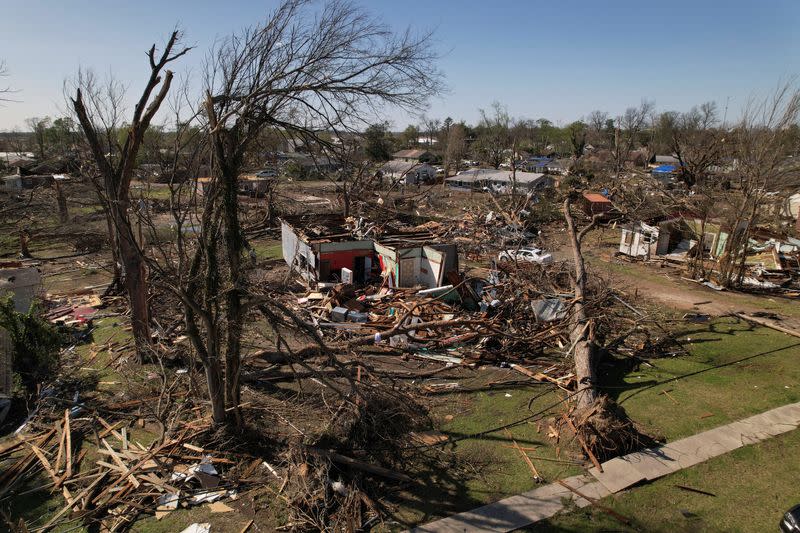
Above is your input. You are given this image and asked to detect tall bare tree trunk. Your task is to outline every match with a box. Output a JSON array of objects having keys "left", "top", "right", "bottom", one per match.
[
  {"left": 222, "top": 167, "right": 244, "bottom": 426},
  {"left": 112, "top": 204, "right": 151, "bottom": 362},
  {"left": 563, "top": 197, "right": 598, "bottom": 409}
]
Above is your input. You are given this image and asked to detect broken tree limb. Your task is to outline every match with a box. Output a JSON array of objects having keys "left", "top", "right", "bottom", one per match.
[
  {"left": 557, "top": 479, "right": 632, "bottom": 526},
  {"left": 306, "top": 448, "right": 413, "bottom": 483},
  {"left": 735, "top": 312, "right": 800, "bottom": 338}
]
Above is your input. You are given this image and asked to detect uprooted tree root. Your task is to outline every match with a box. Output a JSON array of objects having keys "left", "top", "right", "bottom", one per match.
[{"left": 559, "top": 396, "right": 659, "bottom": 464}]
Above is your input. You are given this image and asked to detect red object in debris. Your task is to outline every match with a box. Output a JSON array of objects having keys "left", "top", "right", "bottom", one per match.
[{"left": 72, "top": 306, "right": 97, "bottom": 322}]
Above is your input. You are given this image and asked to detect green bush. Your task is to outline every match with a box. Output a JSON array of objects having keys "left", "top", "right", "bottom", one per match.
[{"left": 0, "top": 298, "right": 62, "bottom": 398}]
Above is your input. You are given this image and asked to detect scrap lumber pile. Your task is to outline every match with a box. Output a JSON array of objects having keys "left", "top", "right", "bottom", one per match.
[{"left": 0, "top": 409, "right": 249, "bottom": 532}]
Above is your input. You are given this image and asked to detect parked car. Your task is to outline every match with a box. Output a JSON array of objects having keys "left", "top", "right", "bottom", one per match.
[
  {"left": 497, "top": 248, "right": 553, "bottom": 265},
  {"left": 781, "top": 504, "right": 800, "bottom": 533},
  {"left": 255, "top": 169, "right": 277, "bottom": 178}
]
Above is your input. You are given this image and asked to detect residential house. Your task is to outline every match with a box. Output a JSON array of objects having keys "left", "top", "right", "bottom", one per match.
[
  {"left": 619, "top": 222, "right": 661, "bottom": 258},
  {"left": 445, "top": 169, "right": 552, "bottom": 194},
  {"left": 392, "top": 149, "right": 433, "bottom": 163},
  {"left": 280, "top": 215, "right": 459, "bottom": 289},
  {"left": 379, "top": 160, "right": 436, "bottom": 185},
  {"left": 544, "top": 159, "right": 570, "bottom": 176},
  {"left": 582, "top": 192, "right": 613, "bottom": 216},
  {"left": 619, "top": 217, "right": 728, "bottom": 260}
]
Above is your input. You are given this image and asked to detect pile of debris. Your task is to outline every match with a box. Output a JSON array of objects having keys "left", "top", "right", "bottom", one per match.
[
  {"left": 0, "top": 406, "right": 259, "bottom": 532},
  {"left": 286, "top": 259, "right": 589, "bottom": 388}
]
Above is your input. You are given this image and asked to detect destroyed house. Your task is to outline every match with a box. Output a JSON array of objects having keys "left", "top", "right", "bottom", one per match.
[
  {"left": 281, "top": 216, "right": 458, "bottom": 289},
  {"left": 445, "top": 169, "right": 552, "bottom": 194},
  {"left": 281, "top": 217, "right": 376, "bottom": 285},
  {"left": 619, "top": 217, "right": 728, "bottom": 260},
  {"left": 373, "top": 235, "right": 458, "bottom": 289}
]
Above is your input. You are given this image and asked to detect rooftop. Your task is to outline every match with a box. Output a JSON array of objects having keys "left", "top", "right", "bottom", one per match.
[
  {"left": 392, "top": 149, "right": 431, "bottom": 159},
  {"left": 583, "top": 192, "right": 612, "bottom": 203}
]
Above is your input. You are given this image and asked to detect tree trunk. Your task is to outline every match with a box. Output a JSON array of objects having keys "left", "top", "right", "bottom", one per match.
[
  {"left": 113, "top": 205, "right": 151, "bottom": 362},
  {"left": 19, "top": 230, "right": 31, "bottom": 259},
  {"left": 205, "top": 355, "right": 227, "bottom": 425},
  {"left": 53, "top": 181, "right": 69, "bottom": 223},
  {"left": 563, "top": 197, "right": 598, "bottom": 409},
  {"left": 221, "top": 165, "right": 244, "bottom": 427}
]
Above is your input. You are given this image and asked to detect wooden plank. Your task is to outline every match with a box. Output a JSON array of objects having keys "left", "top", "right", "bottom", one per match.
[
  {"left": 40, "top": 472, "right": 108, "bottom": 532},
  {"left": 29, "top": 445, "right": 59, "bottom": 483},
  {"left": 64, "top": 410, "right": 72, "bottom": 480},
  {"left": 101, "top": 439, "right": 140, "bottom": 489},
  {"left": 503, "top": 428, "right": 541, "bottom": 482},
  {"left": 97, "top": 417, "right": 125, "bottom": 441}
]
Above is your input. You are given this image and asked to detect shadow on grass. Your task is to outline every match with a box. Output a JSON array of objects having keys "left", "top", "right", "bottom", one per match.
[{"left": 598, "top": 318, "right": 800, "bottom": 408}]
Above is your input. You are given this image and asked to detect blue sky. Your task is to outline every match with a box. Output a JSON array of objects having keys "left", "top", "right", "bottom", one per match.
[{"left": 1, "top": 0, "right": 798, "bottom": 131}]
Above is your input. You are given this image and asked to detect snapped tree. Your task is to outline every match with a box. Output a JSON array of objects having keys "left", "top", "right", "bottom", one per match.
[{"left": 69, "top": 31, "right": 191, "bottom": 362}]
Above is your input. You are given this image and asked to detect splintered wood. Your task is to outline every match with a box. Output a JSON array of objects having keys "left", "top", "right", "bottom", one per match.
[{"left": 0, "top": 413, "right": 245, "bottom": 532}]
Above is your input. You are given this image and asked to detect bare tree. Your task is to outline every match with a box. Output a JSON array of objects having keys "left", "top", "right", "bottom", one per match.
[
  {"left": 588, "top": 110, "right": 609, "bottom": 136},
  {"left": 611, "top": 100, "right": 654, "bottom": 177},
  {"left": 0, "top": 61, "right": 17, "bottom": 103},
  {"left": 166, "top": 0, "right": 441, "bottom": 426},
  {"left": 718, "top": 83, "right": 800, "bottom": 286},
  {"left": 69, "top": 31, "right": 191, "bottom": 363},
  {"left": 474, "top": 101, "right": 510, "bottom": 169}
]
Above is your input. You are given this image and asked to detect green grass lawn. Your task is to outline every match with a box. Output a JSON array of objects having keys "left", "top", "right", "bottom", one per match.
[
  {"left": 605, "top": 317, "right": 800, "bottom": 441},
  {"left": 532, "top": 427, "right": 800, "bottom": 533},
  {"left": 393, "top": 381, "right": 585, "bottom": 527},
  {"left": 250, "top": 239, "right": 283, "bottom": 261},
  {"left": 400, "top": 317, "right": 800, "bottom": 529},
  {"left": 4, "top": 311, "right": 798, "bottom": 531}
]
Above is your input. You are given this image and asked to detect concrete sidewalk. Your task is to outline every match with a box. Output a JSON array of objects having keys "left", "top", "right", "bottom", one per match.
[{"left": 410, "top": 401, "right": 800, "bottom": 532}]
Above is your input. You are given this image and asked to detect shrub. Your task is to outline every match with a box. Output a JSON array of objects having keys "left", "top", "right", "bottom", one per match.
[{"left": 0, "top": 297, "right": 62, "bottom": 398}]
